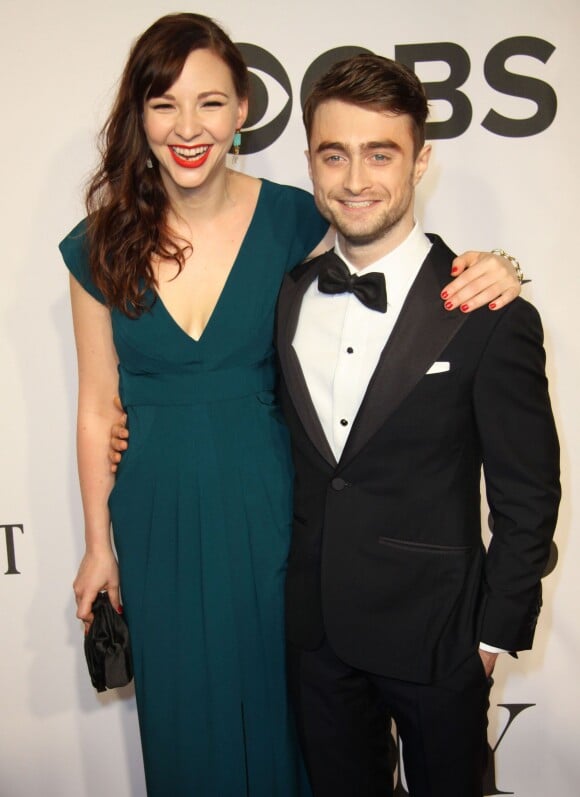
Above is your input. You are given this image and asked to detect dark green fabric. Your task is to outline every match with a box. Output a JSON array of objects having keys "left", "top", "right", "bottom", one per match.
[{"left": 60, "top": 180, "right": 328, "bottom": 796}]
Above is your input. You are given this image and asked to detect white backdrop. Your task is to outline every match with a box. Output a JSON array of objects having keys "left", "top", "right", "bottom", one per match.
[{"left": 1, "top": 0, "right": 578, "bottom": 794}]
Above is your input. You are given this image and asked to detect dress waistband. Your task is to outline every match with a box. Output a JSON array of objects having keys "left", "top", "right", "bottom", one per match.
[{"left": 119, "top": 360, "right": 276, "bottom": 407}]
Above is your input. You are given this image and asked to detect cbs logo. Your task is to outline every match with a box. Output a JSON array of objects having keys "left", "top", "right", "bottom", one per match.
[{"left": 236, "top": 37, "right": 557, "bottom": 154}]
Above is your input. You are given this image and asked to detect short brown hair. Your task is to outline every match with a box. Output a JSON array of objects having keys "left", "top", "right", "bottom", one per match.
[{"left": 303, "top": 54, "right": 428, "bottom": 156}]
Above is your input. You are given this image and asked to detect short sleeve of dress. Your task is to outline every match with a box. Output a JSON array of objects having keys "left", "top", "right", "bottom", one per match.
[
  {"left": 59, "top": 218, "right": 107, "bottom": 305},
  {"left": 266, "top": 182, "right": 329, "bottom": 271}
]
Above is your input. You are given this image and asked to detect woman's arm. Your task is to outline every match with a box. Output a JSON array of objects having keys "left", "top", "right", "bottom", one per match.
[
  {"left": 441, "top": 250, "right": 522, "bottom": 312},
  {"left": 69, "top": 274, "right": 122, "bottom": 627},
  {"left": 307, "top": 226, "right": 335, "bottom": 259}
]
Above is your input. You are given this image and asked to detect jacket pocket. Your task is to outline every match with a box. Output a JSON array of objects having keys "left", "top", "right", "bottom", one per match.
[{"left": 377, "top": 536, "right": 472, "bottom": 554}]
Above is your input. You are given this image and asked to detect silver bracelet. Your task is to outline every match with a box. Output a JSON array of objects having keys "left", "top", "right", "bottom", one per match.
[{"left": 491, "top": 248, "right": 524, "bottom": 285}]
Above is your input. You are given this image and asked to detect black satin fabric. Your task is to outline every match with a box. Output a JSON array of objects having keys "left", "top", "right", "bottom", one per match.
[
  {"left": 84, "top": 592, "right": 133, "bottom": 692},
  {"left": 317, "top": 252, "right": 387, "bottom": 313}
]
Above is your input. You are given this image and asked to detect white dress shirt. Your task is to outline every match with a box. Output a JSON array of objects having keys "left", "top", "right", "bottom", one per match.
[{"left": 293, "top": 223, "right": 431, "bottom": 461}]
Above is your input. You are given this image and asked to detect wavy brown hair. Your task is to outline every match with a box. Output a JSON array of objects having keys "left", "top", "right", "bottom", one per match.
[{"left": 85, "top": 13, "right": 249, "bottom": 316}]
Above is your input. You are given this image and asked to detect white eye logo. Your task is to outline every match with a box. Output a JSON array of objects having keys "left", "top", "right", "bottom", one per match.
[{"left": 236, "top": 43, "right": 292, "bottom": 154}]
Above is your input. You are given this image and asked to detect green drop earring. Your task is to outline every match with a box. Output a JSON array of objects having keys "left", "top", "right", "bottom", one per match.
[{"left": 233, "top": 130, "right": 242, "bottom": 162}]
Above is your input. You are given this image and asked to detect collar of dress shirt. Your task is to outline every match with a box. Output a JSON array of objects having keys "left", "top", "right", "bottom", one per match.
[{"left": 334, "top": 222, "right": 433, "bottom": 301}]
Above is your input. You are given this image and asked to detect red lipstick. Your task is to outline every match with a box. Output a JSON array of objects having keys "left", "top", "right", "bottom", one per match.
[{"left": 169, "top": 145, "right": 212, "bottom": 169}]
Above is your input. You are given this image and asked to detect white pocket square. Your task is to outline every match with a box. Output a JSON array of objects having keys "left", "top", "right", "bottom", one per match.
[{"left": 426, "top": 361, "right": 450, "bottom": 375}]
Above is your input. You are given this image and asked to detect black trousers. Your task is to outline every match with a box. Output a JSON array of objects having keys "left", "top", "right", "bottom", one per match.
[{"left": 287, "top": 638, "right": 491, "bottom": 797}]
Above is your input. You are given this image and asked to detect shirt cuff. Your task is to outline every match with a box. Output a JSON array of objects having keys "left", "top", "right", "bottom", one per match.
[{"left": 479, "top": 642, "right": 508, "bottom": 654}]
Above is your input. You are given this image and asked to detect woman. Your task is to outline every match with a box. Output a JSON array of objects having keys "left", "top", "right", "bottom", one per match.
[{"left": 60, "top": 13, "right": 521, "bottom": 796}]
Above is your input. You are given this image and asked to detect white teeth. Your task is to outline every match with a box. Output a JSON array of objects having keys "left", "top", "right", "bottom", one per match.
[
  {"left": 171, "top": 145, "right": 209, "bottom": 158},
  {"left": 343, "top": 201, "right": 374, "bottom": 208}
]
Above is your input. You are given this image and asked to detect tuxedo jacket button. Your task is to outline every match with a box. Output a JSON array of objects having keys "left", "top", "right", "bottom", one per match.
[{"left": 331, "top": 477, "right": 347, "bottom": 491}]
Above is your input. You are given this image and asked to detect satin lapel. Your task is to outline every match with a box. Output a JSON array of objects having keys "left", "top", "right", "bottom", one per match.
[
  {"left": 339, "top": 237, "right": 468, "bottom": 467},
  {"left": 277, "top": 255, "right": 338, "bottom": 467}
]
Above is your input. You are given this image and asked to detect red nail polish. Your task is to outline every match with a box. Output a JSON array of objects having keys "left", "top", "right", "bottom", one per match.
[
  {"left": 441, "top": 290, "right": 448, "bottom": 299},
  {"left": 444, "top": 301, "right": 453, "bottom": 310},
  {"left": 117, "top": 605, "right": 124, "bottom": 615},
  {"left": 460, "top": 304, "right": 469, "bottom": 312},
  {"left": 489, "top": 302, "right": 497, "bottom": 310},
  {"left": 451, "top": 266, "right": 459, "bottom": 274}
]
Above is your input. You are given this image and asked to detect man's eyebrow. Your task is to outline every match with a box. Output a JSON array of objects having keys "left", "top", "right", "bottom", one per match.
[
  {"left": 364, "top": 140, "right": 402, "bottom": 152},
  {"left": 315, "top": 140, "right": 402, "bottom": 154},
  {"left": 316, "top": 141, "right": 348, "bottom": 154}
]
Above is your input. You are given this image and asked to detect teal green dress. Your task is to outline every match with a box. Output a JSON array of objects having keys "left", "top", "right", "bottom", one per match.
[{"left": 60, "top": 180, "right": 328, "bottom": 796}]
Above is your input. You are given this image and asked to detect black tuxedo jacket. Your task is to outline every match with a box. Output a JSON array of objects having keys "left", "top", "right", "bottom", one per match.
[{"left": 276, "top": 235, "right": 560, "bottom": 684}]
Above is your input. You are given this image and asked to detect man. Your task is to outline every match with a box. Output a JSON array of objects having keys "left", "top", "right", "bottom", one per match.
[{"left": 277, "top": 54, "right": 560, "bottom": 797}]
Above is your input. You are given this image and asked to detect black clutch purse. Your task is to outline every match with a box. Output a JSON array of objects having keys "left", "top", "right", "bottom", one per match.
[{"left": 84, "top": 592, "right": 133, "bottom": 692}]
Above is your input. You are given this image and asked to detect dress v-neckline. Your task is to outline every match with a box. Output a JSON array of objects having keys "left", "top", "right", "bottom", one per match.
[{"left": 154, "top": 180, "right": 266, "bottom": 344}]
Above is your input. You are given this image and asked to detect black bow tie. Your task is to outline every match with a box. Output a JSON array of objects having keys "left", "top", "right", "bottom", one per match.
[{"left": 317, "top": 252, "right": 387, "bottom": 313}]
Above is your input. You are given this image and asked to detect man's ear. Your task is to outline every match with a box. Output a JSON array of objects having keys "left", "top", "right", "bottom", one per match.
[
  {"left": 305, "top": 149, "right": 313, "bottom": 182},
  {"left": 413, "top": 143, "right": 431, "bottom": 185}
]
